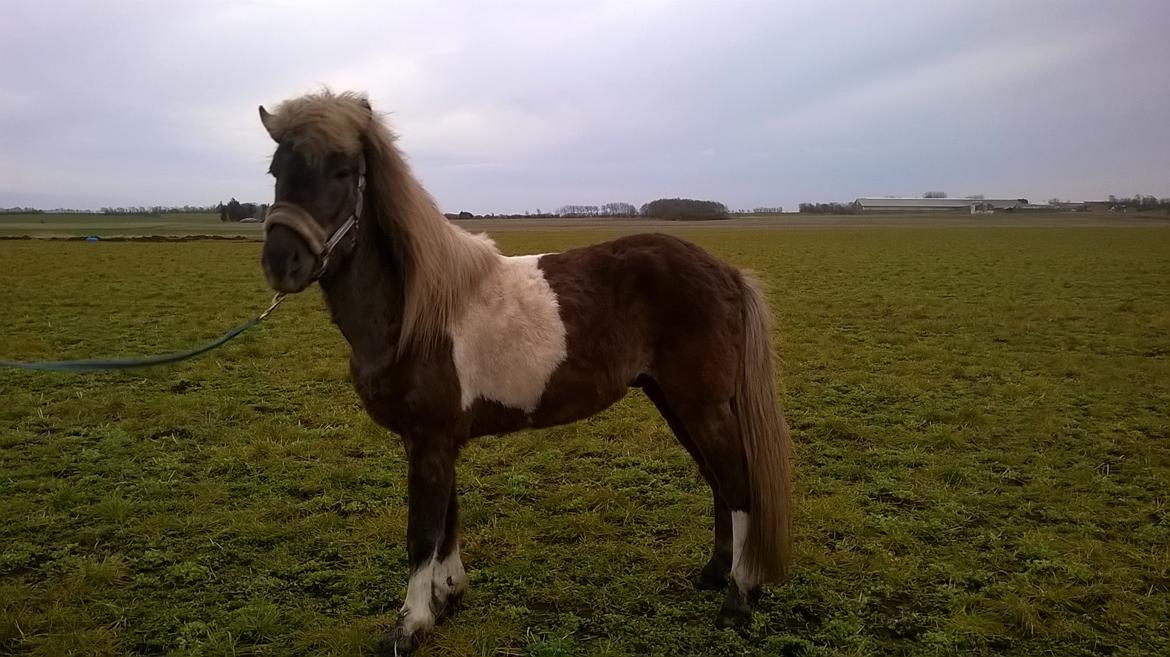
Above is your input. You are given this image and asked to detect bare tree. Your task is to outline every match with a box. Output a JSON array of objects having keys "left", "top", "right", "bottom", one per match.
[{"left": 601, "top": 202, "right": 637, "bottom": 216}]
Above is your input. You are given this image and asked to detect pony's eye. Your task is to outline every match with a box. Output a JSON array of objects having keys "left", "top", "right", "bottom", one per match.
[{"left": 334, "top": 168, "right": 351, "bottom": 180}]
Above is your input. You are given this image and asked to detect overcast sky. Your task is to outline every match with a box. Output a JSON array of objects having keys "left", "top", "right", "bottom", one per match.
[{"left": 2, "top": 0, "right": 1168, "bottom": 212}]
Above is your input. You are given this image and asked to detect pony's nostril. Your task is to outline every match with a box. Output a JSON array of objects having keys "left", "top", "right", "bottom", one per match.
[{"left": 261, "top": 226, "right": 315, "bottom": 292}]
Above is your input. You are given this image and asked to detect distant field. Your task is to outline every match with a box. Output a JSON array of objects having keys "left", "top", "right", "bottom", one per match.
[
  {"left": 0, "top": 213, "right": 262, "bottom": 237},
  {"left": 1, "top": 211, "right": 1167, "bottom": 239},
  {"left": 1, "top": 227, "right": 1168, "bottom": 656}
]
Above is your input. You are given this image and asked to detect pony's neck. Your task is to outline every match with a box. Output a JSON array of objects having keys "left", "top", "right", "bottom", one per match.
[
  {"left": 318, "top": 218, "right": 404, "bottom": 365},
  {"left": 374, "top": 165, "right": 502, "bottom": 354},
  {"left": 321, "top": 149, "right": 502, "bottom": 361}
]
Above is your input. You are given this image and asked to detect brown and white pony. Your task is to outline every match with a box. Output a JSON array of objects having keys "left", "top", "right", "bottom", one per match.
[{"left": 257, "top": 91, "right": 792, "bottom": 655}]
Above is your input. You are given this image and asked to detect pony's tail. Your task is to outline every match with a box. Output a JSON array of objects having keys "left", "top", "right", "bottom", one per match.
[{"left": 735, "top": 273, "right": 793, "bottom": 584}]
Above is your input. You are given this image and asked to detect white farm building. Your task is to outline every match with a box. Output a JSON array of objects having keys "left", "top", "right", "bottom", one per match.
[{"left": 855, "top": 197, "right": 1026, "bottom": 213}]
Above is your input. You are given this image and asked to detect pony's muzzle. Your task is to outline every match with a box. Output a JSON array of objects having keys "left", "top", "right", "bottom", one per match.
[
  {"left": 261, "top": 223, "right": 318, "bottom": 293},
  {"left": 262, "top": 203, "right": 329, "bottom": 293}
]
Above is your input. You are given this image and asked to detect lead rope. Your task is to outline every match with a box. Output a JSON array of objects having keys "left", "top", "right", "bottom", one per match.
[
  {"left": 0, "top": 293, "right": 287, "bottom": 373},
  {"left": 3, "top": 156, "right": 364, "bottom": 373}
]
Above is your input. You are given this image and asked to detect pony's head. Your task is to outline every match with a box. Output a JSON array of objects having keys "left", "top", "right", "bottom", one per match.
[
  {"left": 257, "top": 89, "right": 501, "bottom": 354},
  {"left": 259, "top": 91, "right": 372, "bottom": 293}
]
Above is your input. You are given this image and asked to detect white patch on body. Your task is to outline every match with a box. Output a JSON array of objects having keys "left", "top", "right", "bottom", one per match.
[
  {"left": 449, "top": 254, "right": 567, "bottom": 413},
  {"left": 730, "top": 510, "right": 754, "bottom": 588}
]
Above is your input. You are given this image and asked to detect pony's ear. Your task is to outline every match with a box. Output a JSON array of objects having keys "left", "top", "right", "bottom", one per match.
[
  {"left": 259, "top": 105, "right": 278, "bottom": 141},
  {"left": 358, "top": 97, "right": 375, "bottom": 126}
]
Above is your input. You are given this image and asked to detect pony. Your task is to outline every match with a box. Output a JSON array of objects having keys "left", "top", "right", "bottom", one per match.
[{"left": 257, "top": 90, "right": 793, "bottom": 655}]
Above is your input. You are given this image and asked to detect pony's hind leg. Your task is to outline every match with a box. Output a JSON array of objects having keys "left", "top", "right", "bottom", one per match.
[
  {"left": 699, "top": 498, "right": 734, "bottom": 590},
  {"left": 643, "top": 381, "right": 733, "bottom": 589},
  {"left": 662, "top": 397, "right": 761, "bottom": 628}
]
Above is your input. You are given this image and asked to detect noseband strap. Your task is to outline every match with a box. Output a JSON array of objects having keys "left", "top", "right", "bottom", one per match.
[
  {"left": 265, "top": 203, "right": 327, "bottom": 254},
  {"left": 263, "top": 156, "right": 366, "bottom": 280}
]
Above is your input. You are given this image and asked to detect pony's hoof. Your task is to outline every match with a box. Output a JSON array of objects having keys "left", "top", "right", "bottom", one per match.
[
  {"left": 376, "top": 626, "right": 418, "bottom": 657},
  {"left": 715, "top": 603, "right": 752, "bottom": 629},
  {"left": 695, "top": 558, "right": 730, "bottom": 590},
  {"left": 714, "top": 582, "right": 756, "bottom": 629}
]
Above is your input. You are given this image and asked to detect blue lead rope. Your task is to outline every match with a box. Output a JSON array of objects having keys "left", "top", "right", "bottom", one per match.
[{"left": 0, "top": 294, "right": 286, "bottom": 373}]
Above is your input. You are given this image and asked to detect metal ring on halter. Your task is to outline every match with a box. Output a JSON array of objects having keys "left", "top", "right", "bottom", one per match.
[{"left": 262, "top": 156, "right": 366, "bottom": 281}]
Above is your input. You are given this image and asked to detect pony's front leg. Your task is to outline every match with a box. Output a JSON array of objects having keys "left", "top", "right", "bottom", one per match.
[{"left": 380, "top": 439, "right": 465, "bottom": 656}]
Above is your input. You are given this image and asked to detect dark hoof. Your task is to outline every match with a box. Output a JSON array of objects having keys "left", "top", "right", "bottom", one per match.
[
  {"left": 439, "top": 590, "right": 465, "bottom": 619},
  {"left": 376, "top": 626, "right": 418, "bottom": 657},
  {"left": 695, "top": 557, "right": 730, "bottom": 590},
  {"left": 715, "top": 582, "right": 757, "bottom": 629}
]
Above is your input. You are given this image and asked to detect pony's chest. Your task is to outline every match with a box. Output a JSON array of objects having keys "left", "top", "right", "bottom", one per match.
[{"left": 448, "top": 256, "right": 567, "bottom": 414}]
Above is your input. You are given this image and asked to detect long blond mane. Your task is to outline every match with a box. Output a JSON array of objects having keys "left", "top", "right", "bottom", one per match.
[{"left": 265, "top": 90, "right": 500, "bottom": 354}]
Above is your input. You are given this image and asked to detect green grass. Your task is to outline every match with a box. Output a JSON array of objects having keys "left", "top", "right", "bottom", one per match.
[{"left": 1, "top": 227, "right": 1168, "bottom": 656}]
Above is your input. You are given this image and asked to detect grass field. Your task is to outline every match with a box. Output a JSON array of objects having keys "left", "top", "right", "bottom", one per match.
[
  {"left": 0, "top": 213, "right": 261, "bottom": 238},
  {"left": 1, "top": 226, "right": 1168, "bottom": 656}
]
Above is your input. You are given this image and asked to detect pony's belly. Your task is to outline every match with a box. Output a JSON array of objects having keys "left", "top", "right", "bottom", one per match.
[
  {"left": 467, "top": 350, "right": 639, "bottom": 437},
  {"left": 528, "top": 367, "right": 634, "bottom": 428},
  {"left": 467, "top": 383, "right": 632, "bottom": 438}
]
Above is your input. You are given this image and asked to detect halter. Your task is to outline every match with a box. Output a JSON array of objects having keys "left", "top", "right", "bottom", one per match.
[{"left": 263, "top": 155, "right": 367, "bottom": 280}]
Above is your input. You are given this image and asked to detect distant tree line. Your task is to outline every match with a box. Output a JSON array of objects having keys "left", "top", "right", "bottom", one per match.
[
  {"left": 798, "top": 201, "right": 861, "bottom": 214},
  {"left": 445, "top": 210, "right": 559, "bottom": 220},
  {"left": 556, "top": 202, "right": 638, "bottom": 217},
  {"left": 444, "top": 198, "right": 734, "bottom": 221},
  {"left": 1106, "top": 194, "right": 1170, "bottom": 213},
  {"left": 217, "top": 198, "right": 266, "bottom": 222},
  {"left": 1045, "top": 194, "right": 1170, "bottom": 213},
  {"left": 8, "top": 201, "right": 271, "bottom": 221},
  {"left": 2, "top": 205, "right": 220, "bottom": 215},
  {"left": 640, "top": 198, "right": 729, "bottom": 220},
  {"left": 101, "top": 207, "right": 165, "bottom": 216},
  {"left": 99, "top": 205, "right": 220, "bottom": 216}
]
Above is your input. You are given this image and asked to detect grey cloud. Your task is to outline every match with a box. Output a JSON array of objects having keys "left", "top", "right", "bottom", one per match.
[{"left": 2, "top": 0, "right": 1167, "bottom": 212}]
